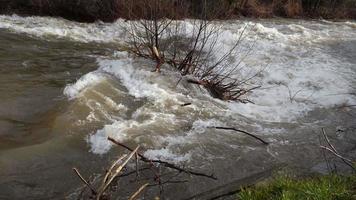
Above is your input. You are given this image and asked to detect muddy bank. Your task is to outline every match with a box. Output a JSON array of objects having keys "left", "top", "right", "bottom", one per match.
[{"left": 0, "top": 0, "right": 355, "bottom": 22}]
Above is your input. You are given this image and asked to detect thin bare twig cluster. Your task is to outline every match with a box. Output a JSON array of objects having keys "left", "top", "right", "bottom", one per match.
[
  {"left": 319, "top": 128, "right": 355, "bottom": 172},
  {"left": 72, "top": 137, "right": 216, "bottom": 200},
  {"left": 123, "top": 0, "right": 261, "bottom": 103}
]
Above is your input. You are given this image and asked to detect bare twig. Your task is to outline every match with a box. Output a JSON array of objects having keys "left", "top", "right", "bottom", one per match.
[
  {"left": 73, "top": 135, "right": 218, "bottom": 199},
  {"left": 135, "top": 152, "right": 139, "bottom": 179},
  {"left": 72, "top": 168, "right": 97, "bottom": 195},
  {"left": 96, "top": 146, "right": 140, "bottom": 200},
  {"left": 336, "top": 104, "right": 356, "bottom": 109},
  {"left": 319, "top": 146, "right": 353, "bottom": 163},
  {"left": 209, "top": 127, "right": 269, "bottom": 145},
  {"left": 108, "top": 137, "right": 217, "bottom": 180},
  {"left": 318, "top": 135, "right": 333, "bottom": 173},
  {"left": 118, "top": 167, "right": 152, "bottom": 178},
  {"left": 124, "top": 1, "right": 260, "bottom": 102},
  {"left": 320, "top": 129, "right": 355, "bottom": 171},
  {"left": 322, "top": 128, "right": 337, "bottom": 153},
  {"left": 102, "top": 154, "right": 127, "bottom": 185},
  {"left": 129, "top": 183, "right": 149, "bottom": 200},
  {"left": 180, "top": 103, "right": 192, "bottom": 107}
]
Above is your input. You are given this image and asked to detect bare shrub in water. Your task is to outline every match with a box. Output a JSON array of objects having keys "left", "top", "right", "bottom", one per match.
[{"left": 123, "top": 0, "right": 261, "bottom": 102}]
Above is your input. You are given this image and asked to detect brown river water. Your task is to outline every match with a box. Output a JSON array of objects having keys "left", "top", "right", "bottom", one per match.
[{"left": 0, "top": 16, "right": 355, "bottom": 199}]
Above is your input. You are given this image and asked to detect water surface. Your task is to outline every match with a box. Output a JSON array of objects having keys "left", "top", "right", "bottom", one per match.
[{"left": 0, "top": 16, "right": 355, "bottom": 199}]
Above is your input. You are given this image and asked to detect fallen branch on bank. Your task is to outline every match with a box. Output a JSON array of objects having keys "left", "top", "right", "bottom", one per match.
[{"left": 208, "top": 127, "right": 269, "bottom": 145}]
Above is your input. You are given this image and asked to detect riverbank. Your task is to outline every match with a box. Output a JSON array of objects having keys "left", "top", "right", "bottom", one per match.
[
  {"left": 0, "top": 0, "right": 355, "bottom": 23},
  {"left": 238, "top": 172, "right": 356, "bottom": 200}
]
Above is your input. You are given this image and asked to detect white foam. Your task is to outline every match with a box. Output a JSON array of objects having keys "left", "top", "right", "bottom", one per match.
[
  {"left": 220, "top": 21, "right": 356, "bottom": 122},
  {"left": 144, "top": 149, "right": 191, "bottom": 163},
  {"left": 87, "top": 130, "right": 114, "bottom": 154},
  {"left": 39, "top": 17, "right": 356, "bottom": 158},
  {"left": 344, "top": 21, "right": 356, "bottom": 28},
  {"left": 92, "top": 90, "right": 128, "bottom": 112},
  {"left": 0, "top": 15, "right": 127, "bottom": 43},
  {"left": 64, "top": 72, "right": 107, "bottom": 99}
]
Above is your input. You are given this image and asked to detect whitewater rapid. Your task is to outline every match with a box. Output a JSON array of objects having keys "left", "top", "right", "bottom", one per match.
[{"left": 1, "top": 15, "right": 355, "bottom": 160}]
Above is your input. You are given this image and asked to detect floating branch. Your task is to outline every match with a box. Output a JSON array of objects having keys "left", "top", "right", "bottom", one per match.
[
  {"left": 108, "top": 137, "right": 217, "bottom": 180},
  {"left": 180, "top": 103, "right": 192, "bottom": 107},
  {"left": 209, "top": 126, "right": 269, "bottom": 145}
]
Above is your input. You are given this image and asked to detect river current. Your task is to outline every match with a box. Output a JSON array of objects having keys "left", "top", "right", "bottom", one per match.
[{"left": 0, "top": 15, "right": 355, "bottom": 199}]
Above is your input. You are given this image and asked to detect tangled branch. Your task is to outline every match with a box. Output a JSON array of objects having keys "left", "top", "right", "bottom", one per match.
[
  {"left": 72, "top": 137, "right": 217, "bottom": 199},
  {"left": 124, "top": 0, "right": 261, "bottom": 102},
  {"left": 108, "top": 137, "right": 217, "bottom": 180}
]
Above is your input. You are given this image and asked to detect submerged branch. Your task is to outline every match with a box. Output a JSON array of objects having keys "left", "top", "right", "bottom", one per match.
[
  {"left": 320, "top": 129, "right": 355, "bottom": 171},
  {"left": 129, "top": 183, "right": 149, "bottom": 200},
  {"left": 73, "top": 168, "right": 97, "bottom": 196},
  {"left": 108, "top": 137, "right": 217, "bottom": 180},
  {"left": 209, "top": 127, "right": 269, "bottom": 145},
  {"left": 97, "top": 146, "right": 140, "bottom": 200}
]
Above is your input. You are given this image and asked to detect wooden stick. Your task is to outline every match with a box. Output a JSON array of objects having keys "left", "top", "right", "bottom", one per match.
[
  {"left": 337, "top": 104, "right": 356, "bottom": 109},
  {"left": 118, "top": 167, "right": 152, "bottom": 178},
  {"left": 72, "top": 168, "right": 97, "bottom": 195},
  {"left": 320, "top": 146, "right": 353, "bottom": 163},
  {"left": 129, "top": 183, "right": 149, "bottom": 200},
  {"left": 322, "top": 128, "right": 338, "bottom": 153},
  {"left": 320, "top": 129, "right": 355, "bottom": 171},
  {"left": 135, "top": 152, "right": 139, "bottom": 178},
  {"left": 319, "top": 146, "right": 355, "bottom": 171},
  {"left": 180, "top": 103, "right": 192, "bottom": 107},
  {"left": 96, "top": 146, "right": 140, "bottom": 200},
  {"left": 209, "top": 127, "right": 269, "bottom": 145},
  {"left": 101, "top": 154, "right": 127, "bottom": 190}
]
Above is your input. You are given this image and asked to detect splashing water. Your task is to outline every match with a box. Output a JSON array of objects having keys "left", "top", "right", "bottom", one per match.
[{"left": 0, "top": 15, "right": 355, "bottom": 199}]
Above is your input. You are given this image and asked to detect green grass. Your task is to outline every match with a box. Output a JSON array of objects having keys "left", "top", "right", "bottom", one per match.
[{"left": 238, "top": 174, "right": 356, "bottom": 200}]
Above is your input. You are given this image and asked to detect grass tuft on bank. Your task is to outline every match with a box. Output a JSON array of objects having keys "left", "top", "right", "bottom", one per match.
[{"left": 238, "top": 174, "right": 356, "bottom": 200}]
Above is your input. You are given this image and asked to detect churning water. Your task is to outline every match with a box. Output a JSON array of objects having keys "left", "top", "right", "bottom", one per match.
[{"left": 0, "top": 15, "right": 355, "bottom": 199}]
